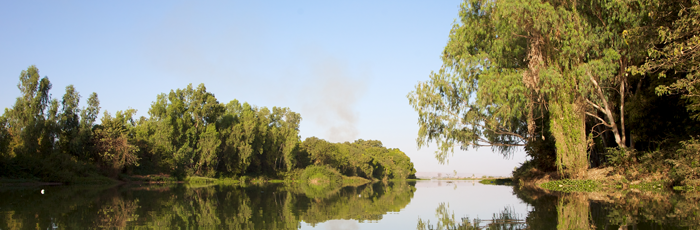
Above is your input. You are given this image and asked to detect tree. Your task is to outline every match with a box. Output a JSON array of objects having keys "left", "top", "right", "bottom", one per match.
[
  {"left": 146, "top": 84, "right": 224, "bottom": 177},
  {"left": 409, "top": 0, "right": 655, "bottom": 178},
  {"left": 93, "top": 110, "right": 140, "bottom": 177},
  {"left": 78, "top": 93, "right": 100, "bottom": 159},
  {"left": 0, "top": 115, "right": 9, "bottom": 159},
  {"left": 58, "top": 85, "right": 81, "bottom": 158},
  {"left": 632, "top": 0, "right": 700, "bottom": 118},
  {"left": 4, "top": 66, "right": 57, "bottom": 158}
]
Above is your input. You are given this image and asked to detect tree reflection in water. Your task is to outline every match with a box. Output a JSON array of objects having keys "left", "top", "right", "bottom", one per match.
[
  {"left": 416, "top": 203, "right": 526, "bottom": 230},
  {"left": 416, "top": 185, "right": 700, "bottom": 230},
  {"left": 3, "top": 181, "right": 700, "bottom": 229},
  {"left": 0, "top": 181, "right": 416, "bottom": 229},
  {"left": 513, "top": 185, "right": 700, "bottom": 229}
]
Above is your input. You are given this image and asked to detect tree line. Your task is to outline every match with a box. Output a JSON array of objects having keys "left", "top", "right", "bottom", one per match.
[
  {"left": 409, "top": 0, "right": 700, "bottom": 181},
  {"left": 0, "top": 65, "right": 415, "bottom": 182}
]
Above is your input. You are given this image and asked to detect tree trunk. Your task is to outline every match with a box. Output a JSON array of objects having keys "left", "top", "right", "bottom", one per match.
[{"left": 550, "top": 101, "right": 588, "bottom": 179}]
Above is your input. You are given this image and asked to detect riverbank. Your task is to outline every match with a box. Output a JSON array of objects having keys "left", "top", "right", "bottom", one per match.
[
  {"left": 514, "top": 166, "right": 700, "bottom": 193},
  {"left": 0, "top": 173, "right": 387, "bottom": 187}
]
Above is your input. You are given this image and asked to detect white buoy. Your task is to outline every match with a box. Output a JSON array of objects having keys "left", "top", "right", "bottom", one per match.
[{"left": 40, "top": 189, "right": 44, "bottom": 195}]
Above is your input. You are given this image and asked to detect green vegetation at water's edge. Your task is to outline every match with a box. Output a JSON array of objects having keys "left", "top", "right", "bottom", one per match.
[
  {"left": 540, "top": 179, "right": 602, "bottom": 193},
  {"left": 479, "top": 178, "right": 514, "bottom": 186},
  {"left": 409, "top": 0, "right": 700, "bottom": 188},
  {"left": 0, "top": 68, "right": 416, "bottom": 183},
  {"left": 537, "top": 178, "right": 677, "bottom": 193}
]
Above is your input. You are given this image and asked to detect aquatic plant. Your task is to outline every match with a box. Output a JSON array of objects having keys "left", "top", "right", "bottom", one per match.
[{"left": 540, "top": 179, "right": 601, "bottom": 192}]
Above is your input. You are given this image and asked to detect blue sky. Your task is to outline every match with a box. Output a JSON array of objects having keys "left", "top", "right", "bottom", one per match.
[{"left": 0, "top": 0, "right": 527, "bottom": 177}]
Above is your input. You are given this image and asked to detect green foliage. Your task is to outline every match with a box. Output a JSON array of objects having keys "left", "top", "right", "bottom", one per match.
[
  {"left": 93, "top": 110, "right": 140, "bottom": 177},
  {"left": 144, "top": 83, "right": 224, "bottom": 178},
  {"left": 629, "top": 181, "right": 668, "bottom": 191},
  {"left": 410, "top": 0, "right": 700, "bottom": 181},
  {"left": 550, "top": 102, "right": 588, "bottom": 178},
  {"left": 282, "top": 168, "right": 304, "bottom": 181},
  {"left": 0, "top": 181, "right": 416, "bottom": 229},
  {"left": 604, "top": 147, "right": 636, "bottom": 167},
  {"left": 0, "top": 65, "right": 417, "bottom": 183},
  {"left": 540, "top": 179, "right": 602, "bottom": 192},
  {"left": 342, "top": 176, "right": 370, "bottom": 186},
  {"left": 299, "top": 165, "right": 343, "bottom": 185},
  {"left": 666, "top": 138, "right": 700, "bottom": 184},
  {"left": 185, "top": 176, "right": 218, "bottom": 185},
  {"left": 512, "top": 160, "right": 548, "bottom": 183},
  {"left": 215, "top": 99, "right": 302, "bottom": 177},
  {"left": 479, "top": 178, "right": 513, "bottom": 186},
  {"left": 629, "top": 1, "right": 700, "bottom": 119},
  {"left": 297, "top": 138, "right": 417, "bottom": 180}
]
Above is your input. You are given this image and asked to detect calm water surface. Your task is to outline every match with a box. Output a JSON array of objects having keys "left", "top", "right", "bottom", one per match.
[{"left": 1, "top": 180, "right": 699, "bottom": 229}]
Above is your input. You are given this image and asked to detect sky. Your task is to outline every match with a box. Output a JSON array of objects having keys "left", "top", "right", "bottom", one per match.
[{"left": 0, "top": 0, "right": 527, "bottom": 177}]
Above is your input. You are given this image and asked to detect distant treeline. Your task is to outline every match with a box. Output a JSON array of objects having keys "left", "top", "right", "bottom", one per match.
[{"left": 0, "top": 66, "right": 416, "bottom": 182}]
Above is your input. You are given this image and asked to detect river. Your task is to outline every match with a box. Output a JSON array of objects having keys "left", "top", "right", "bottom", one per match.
[{"left": 0, "top": 180, "right": 698, "bottom": 229}]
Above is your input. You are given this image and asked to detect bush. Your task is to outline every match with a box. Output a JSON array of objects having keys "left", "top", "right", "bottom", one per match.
[
  {"left": 283, "top": 169, "right": 304, "bottom": 181},
  {"left": 299, "top": 165, "right": 342, "bottom": 185},
  {"left": 604, "top": 147, "right": 637, "bottom": 168},
  {"left": 1, "top": 153, "right": 107, "bottom": 184},
  {"left": 513, "top": 160, "right": 546, "bottom": 182},
  {"left": 667, "top": 138, "right": 700, "bottom": 185}
]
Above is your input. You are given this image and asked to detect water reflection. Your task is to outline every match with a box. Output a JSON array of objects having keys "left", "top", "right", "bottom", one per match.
[
  {"left": 416, "top": 203, "right": 526, "bottom": 230},
  {"left": 0, "top": 181, "right": 415, "bottom": 229},
  {"left": 416, "top": 183, "right": 700, "bottom": 230},
  {"left": 516, "top": 186, "right": 700, "bottom": 229},
  {"left": 3, "top": 181, "right": 700, "bottom": 229}
]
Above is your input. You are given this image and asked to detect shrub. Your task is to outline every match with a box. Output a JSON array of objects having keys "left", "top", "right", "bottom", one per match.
[
  {"left": 299, "top": 165, "right": 342, "bottom": 185},
  {"left": 667, "top": 138, "right": 700, "bottom": 185},
  {"left": 513, "top": 160, "right": 546, "bottom": 182},
  {"left": 604, "top": 147, "right": 637, "bottom": 168},
  {"left": 283, "top": 168, "right": 304, "bottom": 181}
]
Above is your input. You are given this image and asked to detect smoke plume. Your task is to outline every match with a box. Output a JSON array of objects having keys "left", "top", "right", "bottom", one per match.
[{"left": 302, "top": 55, "right": 367, "bottom": 143}]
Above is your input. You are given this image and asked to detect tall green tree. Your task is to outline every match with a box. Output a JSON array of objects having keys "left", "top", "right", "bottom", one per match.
[
  {"left": 58, "top": 85, "right": 81, "bottom": 158},
  {"left": 409, "top": 0, "right": 657, "bottom": 177},
  {"left": 4, "top": 66, "right": 57, "bottom": 158},
  {"left": 147, "top": 84, "right": 224, "bottom": 177}
]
